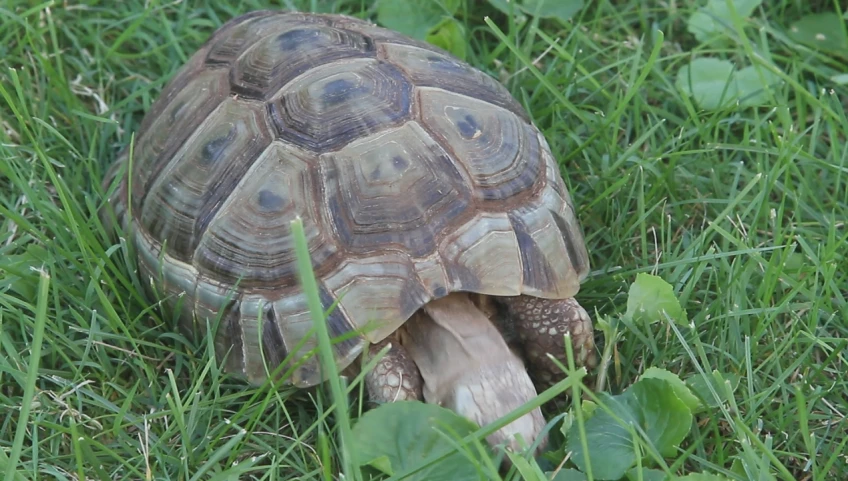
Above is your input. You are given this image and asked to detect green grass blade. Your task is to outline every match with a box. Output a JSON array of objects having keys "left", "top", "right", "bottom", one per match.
[
  {"left": 3, "top": 269, "right": 50, "bottom": 480},
  {"left": 291, "top": 216, "right": 358, "bottom": 481}
]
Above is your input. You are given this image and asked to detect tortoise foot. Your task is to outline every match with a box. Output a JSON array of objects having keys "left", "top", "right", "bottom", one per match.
[
  {"left": 499, "top": 296, "right": 597, "bottom": 390},
  {"left": 364, "top": 334, "right": 424, "bottom": 404}
]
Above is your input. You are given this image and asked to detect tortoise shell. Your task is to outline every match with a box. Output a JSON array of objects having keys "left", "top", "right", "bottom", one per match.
[{"left": 104, "top": 11, "right": 590, "bottom": 388}]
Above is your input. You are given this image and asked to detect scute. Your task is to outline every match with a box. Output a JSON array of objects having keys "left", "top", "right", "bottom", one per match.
[
  {"left": 129, "top": 69, "right": 231, "bottom": 215},
  {"left": 508, "top": 204, "right": 584, "bottom": 299},
  {"left": 140, "top": 97, "right": 272, "bottom": 261},
  {"left": 192, "top": 281, "right": 245, "bottom": 374},
  {"left": 268, "top": 58, "right": 412, "bottom": 151},
  {"left": 320, "top": 121, "right": 472, "bottom": 258},
  {"left": 381, "top": 43, "right": 529, "bottom": 122},
  {"left": 439, "top": 212, "right": 523, "bottom": 295},
  {"left": 230, "top": 22, "right": 375, "bottom": 99},
  {"left": 266, "top": 282, "right": 366, "bottom": 387},
  {"left": 134, "top": 228, "right": 199, "bottom": 325},
  {"left": 323, "top": 251, "right": 430, "bottom": 342},
  {"left": 115, "top": 11, "right": 590, "bottom": 388},
  {"left": 193, "top": 141, "right": 339, "bottom": 288},
  {"left": 204, "top": 11, "right": 315, "bottom": 65},
  {"left": 417, "top": 87, "right": 543, "bottom": 203}
]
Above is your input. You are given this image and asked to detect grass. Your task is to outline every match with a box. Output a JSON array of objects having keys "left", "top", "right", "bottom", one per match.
[{"left": 1, "top": 0, "right": 846, "bottom": 479}]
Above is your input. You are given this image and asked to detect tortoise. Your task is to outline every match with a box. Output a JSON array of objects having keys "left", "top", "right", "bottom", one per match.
[{"left": 101, "top": 10, "right": 597, "bottom": 453}]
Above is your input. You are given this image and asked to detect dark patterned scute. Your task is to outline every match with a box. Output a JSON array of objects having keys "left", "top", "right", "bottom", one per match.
[
  {"left": 268, "top": 58, "right": 412, "bottom": 151},
  {"left": 380, "top": 43, "right": 529, "bottom": 122},
  {"left": 320, "top": 122, "right": 472, "bottom": 258},
  {"left": 107, "top": 11, "right": 590, "bottom": 389},
  {"left": 416, "top": 88, "right": 543, "bottom": 203},
  {"left": 139, "top": 98, "right": 272, "bottom": 262},
  {"left": 230, "top": 23, "right": 375, "bottom": 99}
]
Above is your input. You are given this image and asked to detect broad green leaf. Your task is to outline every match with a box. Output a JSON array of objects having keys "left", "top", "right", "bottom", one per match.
[
  {"left": 425, "top": 17, "right": 467, "bottom": 60},
  {"left": 566, "top": 392, "right": 639, "bottom": 480},
  {"left": 675, "top": 58, "right": 737, "bottom": 111},
  {"left": 352, "top": 401, "right": 483, "bottom": 480},
  {"left": 566, "top": 378, "right": 693, "bottom": 480},
  {"left": 549, "top": 468, "right": 589, "bottom": 481},
  {"left": 734, "top": 66, "right": 781, "bottom": 107},
  {"left": 624, "top": 273, "right": 688, "bottom": 325},
  {"left": 626, "top": 467, "right": 669, "bottom": 481},
  {"left": 678, "top": 474, "right": 732, "bottom": 481},
  {"left": 377, "top": 0, "right": 460, "bottom": 40},
  {"left": 685, "top": 370, "right": 740, "bottom": 408},
  {"left": 676, "top": 58, "right": 783, "bottom": 110},
  {"left": 630, "top": 379, "right": 693, "bottom": 457},
  {"left": 521, "top": 0, "right": 584, "bottom": 21},
  {"left": 788, "top": 13, "right": 848, "bottom": 54},
  {"left": 687, "top": 0, "right": 763, "bottom": 43},
  {"left": 640, "top": 367, "right": 701, "bottom": 413},
  {"left": 486, "top": 0, "right": 583, "bottom": 21},
  {"left": 486, "top": 0, "right": 519, "bottom": 15}
]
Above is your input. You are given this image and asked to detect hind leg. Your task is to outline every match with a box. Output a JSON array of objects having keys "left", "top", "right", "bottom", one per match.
[
  {"left": 363, "top": 333, "right": 423, "bottom": 403},
  {"left": 498, "top": 296, "right": 596, "bottom": 390}
]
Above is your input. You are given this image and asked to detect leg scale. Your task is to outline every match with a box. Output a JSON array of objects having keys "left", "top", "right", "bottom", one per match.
[
  {"left": 500, "top": 296, "right": 597, "bottom": 390},
  {"left": 364, "top": 334, "right": 424, "bottom": 404}
]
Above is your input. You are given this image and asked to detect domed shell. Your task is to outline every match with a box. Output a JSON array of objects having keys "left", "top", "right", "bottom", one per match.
[{"left": 104, "top": 11, "right": 590, "bottom": 388}]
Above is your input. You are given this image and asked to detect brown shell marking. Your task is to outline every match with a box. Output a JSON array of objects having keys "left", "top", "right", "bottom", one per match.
[
  {"left": 140, "top": 97, "right": 272, "bottom": 262},
  {"left": 268, "top": 58, "right": 412, "bottom": 151},
  {"left": 380, "top": 43, "right": 529, "bottom": 122},
  {"left": 230, "top": 22, "right": 375, "bottom": 100},
  {"left": 321, "top": 121, "right": 472, "bottom": 258},
  {"left": 416, "top": 88, "right": 542, "bottom": 203},
  {"left": 111, "top": 11, "right": 590, "bottom": 388},
  {"left": 192, "top": 141, "right": 339, "bottom": 286}
]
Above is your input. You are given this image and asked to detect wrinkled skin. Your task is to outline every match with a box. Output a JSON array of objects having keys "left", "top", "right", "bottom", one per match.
[{"left": 361, "top": 291, "right": 596, "bottom": 454}]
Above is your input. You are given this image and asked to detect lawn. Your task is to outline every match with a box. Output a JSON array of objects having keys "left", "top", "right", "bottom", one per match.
[{"left": 1, "top": 0, "right": 846, "bottom": 480}]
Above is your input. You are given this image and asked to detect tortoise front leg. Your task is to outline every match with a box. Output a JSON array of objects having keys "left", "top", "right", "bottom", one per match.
[
  {"left": 363, "top": 332, "right": 424, "bottom": 404},
  {"left": 498, "top": 296, "right": 597, "bottom": 390}
]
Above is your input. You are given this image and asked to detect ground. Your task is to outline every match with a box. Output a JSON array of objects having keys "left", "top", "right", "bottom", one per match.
[{"left": 0, "top": 1, "right": 845, "bottom": 480}]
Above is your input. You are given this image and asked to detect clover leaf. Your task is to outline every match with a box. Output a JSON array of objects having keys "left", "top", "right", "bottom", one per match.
[
  {"left": 788, "top": 13, "right": 848, "bottom": 55},
  {"left": 676, "top": 58, "right": 738, "bottom": 110},
  {"left": 641, "top": 367, "right": 702, "bottom": 413},
  {"left": 687, "top": 0, "right": 763, "bottom": 44},
  {"left": 676, "top": 58, "right": 781, "bottom": 110},
  {"left": 352, "top": 401, "right": 484, "bottom": 480},
  {"left": 566, "top": 377, "right": 694, "bottom": 480},
  {"left": 487, "top": 0, "right": 584, "bottom": 23},
  {"left": 426, "top": 17, "right": 467, "bottom": 60},
  {"left": 624, "top": 273, "right": 688, "bottom": 326},
  {"left": 377, "top": 0, "right": 460, "bottom": 40}
]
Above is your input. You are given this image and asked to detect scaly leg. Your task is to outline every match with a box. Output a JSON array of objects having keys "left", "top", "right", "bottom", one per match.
[
  {"left": 363, "top": 333, "right": 424, "bottom": 404},
  {"left": 498, "top": 296, "right": 596, "bottom": 390}
]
